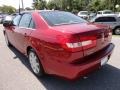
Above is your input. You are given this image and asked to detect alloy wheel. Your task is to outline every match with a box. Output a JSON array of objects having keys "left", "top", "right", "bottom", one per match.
[
  {"left": 115, "top": 28, "right": 120, "bottom": 35},
  {"left": 28, "top": 50, "right": 42, "bottom": 76}
]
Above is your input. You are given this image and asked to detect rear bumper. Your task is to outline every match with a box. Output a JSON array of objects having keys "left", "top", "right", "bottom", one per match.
[{"left": 44, "top": 43, "right": 115, "bottom": 80}]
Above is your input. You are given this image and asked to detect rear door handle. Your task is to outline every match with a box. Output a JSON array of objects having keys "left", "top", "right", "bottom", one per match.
[{"left": 24, "top": 33, "right": 27, "bottom": 37}]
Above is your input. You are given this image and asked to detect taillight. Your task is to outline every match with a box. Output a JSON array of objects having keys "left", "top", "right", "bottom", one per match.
[
  {"left": 66, "top": 42, "right": 81, "bottom": 48},
  {"left": 80, "top": 36, "right": 96, "bottom": 50},
  {"left": 58, "top": 35, "right": 97, "bottom": 52}
]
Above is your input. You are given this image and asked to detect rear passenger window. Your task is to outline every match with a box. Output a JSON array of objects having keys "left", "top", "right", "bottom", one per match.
[
  {"left": 95, "top": 17, "right": 104, "bottom": 22},
  {"left": 95, "top": 17, "right": 116, "bottom": 22},
  {"left": 19, "top": 14, "right": 31, "bottom": 28},
  {"left": 13, "top": 15, "right": 21, "bottom": 26},
  {"left": 107, "top": 17, "right": 116, "bottom": 22},
  {"left": 29, "top": 19, "right": 35, "bottom": 29}
]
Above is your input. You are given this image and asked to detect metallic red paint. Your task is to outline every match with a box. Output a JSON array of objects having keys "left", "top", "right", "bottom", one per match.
[{"left": 4, "top": 11, "right": 114, "bottom": 80}]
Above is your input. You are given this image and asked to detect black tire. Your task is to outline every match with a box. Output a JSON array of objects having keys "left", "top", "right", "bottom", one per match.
[
  {"left": 114, "top": 27, "right": 120, "bottom": 35},
  {"left": 28, "top": 49, "right": 44, "bottom": 77},
  {"left": 4, "top": 33, "right": 12, "bottom": 47}
]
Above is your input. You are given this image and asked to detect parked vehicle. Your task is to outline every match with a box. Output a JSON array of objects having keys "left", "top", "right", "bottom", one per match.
[
  {"left": 116, "top": 12, "right": 120, "bottom": 17},
  {"left": 11, "top": 13, "right": 19, "bottom": 18},
  {"left": 0, "top": 13, "right": 9, "bottom": 24},
  {"left": 88, "top": 13, "right": 97, "bottom": 20},
  {"left": 78, "top": 11, "right": 89, "bottom": 20},
  {"left": 0, "top": 13, "right": 4, "bottom": 23},
  {"left": 3, "top": 10, "right": 114, "bottom": 80},
  {"left": 78, "top": 11, "right": 96, "bottom": 20},
  {"left": 97, "top": 10, "right": 114, "bottom": 16},
  {"left": 90, "top": 15, "right": 120, "bottom": 35}
]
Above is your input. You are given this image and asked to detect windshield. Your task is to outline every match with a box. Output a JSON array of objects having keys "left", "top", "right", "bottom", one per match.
[{"left": 40, "top": 11, "right": 87, "bottom": 26}]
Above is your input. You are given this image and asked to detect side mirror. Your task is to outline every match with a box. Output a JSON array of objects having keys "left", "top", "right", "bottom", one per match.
[
  {"left": 3, "top": 21, "right": 14, "bottom": 27},
  {"left": 3, "top": 16, "right": 13, "bottom": 27}
]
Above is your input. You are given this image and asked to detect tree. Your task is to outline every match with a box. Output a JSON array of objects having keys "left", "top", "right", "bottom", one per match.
[
  {"left": 47, "top": 1, "right": 57, "bottom": 10},
  {"left": 33, "top": 0, "right": 47, "bottom": 9},
  {"left": 32, "top": 0, "right": 120, "bottom": 12},
  {"left": 0, "top": 5, "right": 16, "bottom": 14},
  {"left": 88, "top": 0, "right": 101, "bottom": 12},
  {"left": 88, "top": 0, "right": 120, "bottom": 12}
]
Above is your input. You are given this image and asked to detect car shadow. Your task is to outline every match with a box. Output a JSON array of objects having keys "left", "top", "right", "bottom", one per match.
[
  {"left": 9, "top": 46, "right": 32, "bottom": 72},
  {"left": 9, "top": 46, "right": 120, "bottom": 90}
]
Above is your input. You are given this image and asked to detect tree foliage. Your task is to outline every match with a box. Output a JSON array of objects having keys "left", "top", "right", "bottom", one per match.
[
  {"left": 25, "top": 7, "right": 33, "bottom": 10},
  {"left": 32, "top": 0, "right": 120, "bottom": 12},
  {"left": 0, "top": 5, "right": 16, "bottom": 14},
  {"left": 33, "top": 0, "right": 47, "bottom": 9}
]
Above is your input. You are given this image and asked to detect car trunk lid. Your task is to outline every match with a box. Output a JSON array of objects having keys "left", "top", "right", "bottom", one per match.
[
  {"left": 52, "top": 23, "right": 112, "bottom": 63},
  {"left": 76, "top": 28, "right": 112, "bottom": 56}
]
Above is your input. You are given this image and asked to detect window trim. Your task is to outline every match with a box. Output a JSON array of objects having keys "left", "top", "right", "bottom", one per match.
[
  {"left": 18, "top": 13, "right": 32, "bottom": 28},
  {"left": 12, "top": 14, "right": 22, "bottom": 26},
  {"left": 13, "top": 13, "right": 36, "bottom": 30},
  {"left": 28, "top": 18, "right": 36, "bottom": 29},
  {"left": 18, "top": 27, "right": 36, "bottom": 31}
]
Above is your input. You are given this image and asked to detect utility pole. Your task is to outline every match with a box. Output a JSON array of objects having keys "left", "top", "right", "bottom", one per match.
[
  {"left": 21, "top": 0, "right": 24, "bottom": 9},
  {"left": 19, "top": 0, "right": 21, "bottom": 14}
]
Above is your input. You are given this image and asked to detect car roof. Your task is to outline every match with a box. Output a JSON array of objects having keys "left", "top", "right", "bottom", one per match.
[
  {"left": 96, "top": 14, "right": 117, "bottom": 17},
  {"left": 98, "top": 10, "right": 112, "bottom": 12},
  {"left": 98, "top": 11, "right": 103, "bottom": 12},
  {"left": 19, "top": 10, "right": 57, "bottom": 14}
]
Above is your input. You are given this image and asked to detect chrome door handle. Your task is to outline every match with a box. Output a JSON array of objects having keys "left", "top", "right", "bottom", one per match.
[{"left": 24, "top": 33, "right": 27, "bottom": 37}]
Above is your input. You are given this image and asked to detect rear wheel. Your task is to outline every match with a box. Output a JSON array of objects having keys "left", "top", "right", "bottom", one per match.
[
  {"left": 4, "top": 33, "right": 11, "bottom": 47},
  {"left": 28, "top": 49, "right": 44, "bottom": 77},
  {"left": 114, "top": 27, "right": 120, "bottom": 35}
]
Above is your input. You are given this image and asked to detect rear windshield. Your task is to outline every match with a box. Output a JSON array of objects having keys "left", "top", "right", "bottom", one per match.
[{"left": 40, "top": 11, "right": 87, "bottom": 26}]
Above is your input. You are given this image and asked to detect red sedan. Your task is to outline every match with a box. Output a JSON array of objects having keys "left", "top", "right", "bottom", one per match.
[{"left": 3, "top": 10, "right": 114, "bottom": 80}]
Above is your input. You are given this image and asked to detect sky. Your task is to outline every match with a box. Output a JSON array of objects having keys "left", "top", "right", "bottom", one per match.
[{"left": 0, "top": 0, "right": 49, "bottom": 9}]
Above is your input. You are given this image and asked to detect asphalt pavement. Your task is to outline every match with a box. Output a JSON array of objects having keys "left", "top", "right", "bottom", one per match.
[{"left": 0, "top": 24, "right": 120, "bottom": 90}]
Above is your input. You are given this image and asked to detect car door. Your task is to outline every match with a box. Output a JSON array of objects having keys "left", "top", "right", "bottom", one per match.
[
  {"left": 95, "top": 17, "right": 117, "bottom": 29},
  {"left": 13, "top": 13, "right": 35, "bottom": 54},
  {"left": 5, "top": 15, "right": 22, "bottom": 47},
  {"left": 103, "top": 17, "right": 117, "bottom": 29}
]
